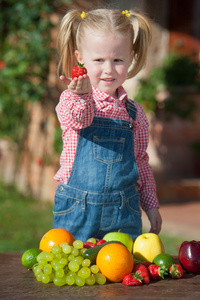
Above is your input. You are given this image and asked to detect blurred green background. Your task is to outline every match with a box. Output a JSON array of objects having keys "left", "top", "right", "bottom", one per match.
[{"left": 0, "top": 1, "right": 199, "bottom": 255}]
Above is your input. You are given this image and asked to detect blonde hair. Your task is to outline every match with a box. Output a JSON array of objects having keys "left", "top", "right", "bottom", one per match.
[{"left": 57, "top": 8, "right": 152, "bottom": 79}]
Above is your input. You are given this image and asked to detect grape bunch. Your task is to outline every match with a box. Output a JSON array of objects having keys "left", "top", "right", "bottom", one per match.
[{"left": 32, "top": 240, "right": 106, "bottom": 286}]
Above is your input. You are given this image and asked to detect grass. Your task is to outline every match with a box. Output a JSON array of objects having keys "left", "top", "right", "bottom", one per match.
[
  {"left": 0, "top": 181, "right": 185, "bottom": 255},
  {"left": 0, "top": 181, "right": 53, "bottom": 252}
]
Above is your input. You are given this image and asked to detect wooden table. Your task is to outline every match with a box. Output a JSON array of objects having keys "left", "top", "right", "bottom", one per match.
[{"left": 1, "top": 253, "right": 200, "bottom": 300}]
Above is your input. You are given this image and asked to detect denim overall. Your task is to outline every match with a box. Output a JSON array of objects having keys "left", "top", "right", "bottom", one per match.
[{"left": 53, "top": 99, "right": 142, "bottom": 242}]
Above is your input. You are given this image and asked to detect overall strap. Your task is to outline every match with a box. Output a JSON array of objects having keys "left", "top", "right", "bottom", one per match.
[{"left": 125, "top": 98, "right": 137, "bottom": 121}]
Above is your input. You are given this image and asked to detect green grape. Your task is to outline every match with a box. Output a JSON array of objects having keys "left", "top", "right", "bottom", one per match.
[
  {"left": 37, "top": 259, "right": 46, "bottom": 267},
  {"left": 33, "top": 265, "right": 42, "bottom": 276},
  {"left": 41, "top": 274, "right": 50, "bottom": 284},
  {"left": 54, "top": 263, "right": 63, "bottom": 271},
  {"left": 90, "top": 265, "right": 99, "bottom": 274},
  {"left": 54, "top": 253, "right": 62, "bottom": 260},
  {"left": 68, "top": 261, "right": 79, "bottom": 272},
  {"left": 95, "top": 273, "right": 106, "bottom": 285},
  {"left": 71, "top": 247, "right": 79, "bottom": 257},
  {"left": 67, "top": 270, "right": 77, "bottom": 278},
  {"left": 37, "top": 252, "right": 47, "bottom": 262},
  {"left": 56, "top": 269, "right": 65, "bottom": 278},
  {"left": 80, "top": 248, "right": 87, "bottom": 256},
  {"left": 75, "top": 275, "right": 85, "bottom": 286},
  {"left": 53, "top": 276, "right": 66, "bottom": 286},
  {"left": 60, "top": 242, "right": 69, "bottom": 248},
  {"left": 49, "top": 272, "right": 55, "bottom": 282},
  {"left": 73, "top": 240, "right": 83, "bottom": 249},
  {"left": 61, "top": 253, "right": 69, "bottom": 259},
  {"left": 59, "top": 257, "right": 68, "bottom": 266},
  {"left": 85, "top": 274, "right": 96, "bottom": 285},
  {"left": 44, "top": 264, "right": 52, "bottom": 275},
  {"left": 87, "top": 237, "right": 96, "bottom": 244},
  {"left": 62, "top": 244, "right": 72, "bottom": 254},
  {"left": 78, "top": 267, "right": 91, "bottom": 279},
  {"left": 66, "top": 274, "right": 75, "bottom": 286},
  {"left": 36, "top": 273, "right": 42, "bottom": 282},
  {"left": 45, "top": 252, "right": 54, "bottom": 261},
  {"left": 51, "top": 245, "right": 62, "bottom": 254},
  {"left": 82, "top": 259, "right": 91, "bottom": 267},
  {"left": 68, "top": 254, "right": 75, "bottom": 261},
  {"left": 51, "top": 258, "right": 59, "bottom": 269},
  {"left": 73, "top": 256, "right": 84, "bottom": 265}
]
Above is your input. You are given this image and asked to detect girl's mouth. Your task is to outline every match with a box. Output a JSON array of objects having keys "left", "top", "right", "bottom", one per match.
[{"left": 101, "top": 78, "right": 115, "bottom": 83}]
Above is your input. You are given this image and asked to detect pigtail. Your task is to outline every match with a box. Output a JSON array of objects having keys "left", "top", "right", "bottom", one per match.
[
  {"left": 128, "top": 10, "right": 152, "bottom": 78},
  {"left": 57, "top": 10, "right": 82, "bottom": 77}
]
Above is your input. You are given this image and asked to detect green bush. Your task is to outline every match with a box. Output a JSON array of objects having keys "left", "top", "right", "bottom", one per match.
[
  {"left": 0, "top": 1, "right": 55, "bottom": 143},
  {"left": 135, "top": 52, "right": 200, "bottom": 119}
]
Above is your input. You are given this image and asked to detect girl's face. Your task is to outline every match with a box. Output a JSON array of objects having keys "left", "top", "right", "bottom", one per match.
[{"left": 75, "top": 30, "right": 133, "bottom": 98}]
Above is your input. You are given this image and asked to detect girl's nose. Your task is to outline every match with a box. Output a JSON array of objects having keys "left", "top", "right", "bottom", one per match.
[{"left": 104, "top": 61, "right": 113, "bottom": 74}]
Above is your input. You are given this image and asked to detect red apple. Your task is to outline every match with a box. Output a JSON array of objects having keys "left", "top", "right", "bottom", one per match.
[{"left": 178, "top": 240, "right": 200, "bottom": 274}]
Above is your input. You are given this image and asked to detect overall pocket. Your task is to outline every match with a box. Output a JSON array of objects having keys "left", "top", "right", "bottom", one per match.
[
  {"left": 93, "top": 136, "right": 125, "bottom": 164},
  {"left": 53, "top": 184, "right": 80, "bottom": 216},
  {"left": 126, "top": 193, "right": 141, "bottom": 216}
]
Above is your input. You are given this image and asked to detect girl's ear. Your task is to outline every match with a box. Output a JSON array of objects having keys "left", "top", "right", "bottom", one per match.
[{"left": 75, "top": 50, "right": 83, "bottom": 63}]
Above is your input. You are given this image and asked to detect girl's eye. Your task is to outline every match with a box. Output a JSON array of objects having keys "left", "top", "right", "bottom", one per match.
[
  {"left": 114, "top": 59, "right": 123, "bottom": 62},
  {"left": 94, "top": 59, "right": 103, "bottom": 62}
]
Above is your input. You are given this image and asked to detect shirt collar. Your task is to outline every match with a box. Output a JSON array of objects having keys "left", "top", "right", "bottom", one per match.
[{"left": 92, "top": 86, "right": 128, "bottom": 102}]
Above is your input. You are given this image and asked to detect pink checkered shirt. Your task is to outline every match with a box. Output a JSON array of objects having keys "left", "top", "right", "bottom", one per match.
[{"left": 54, "top": 86, "right": 159, "bottom": 211}]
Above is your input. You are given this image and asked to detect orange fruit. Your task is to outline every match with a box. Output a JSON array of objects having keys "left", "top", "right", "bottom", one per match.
[
  {"left": 96, "top": 243, "right": 134, "bottom": 282},
  {"left": 39, "top": 228, "right": 75, "bottom": 252}
]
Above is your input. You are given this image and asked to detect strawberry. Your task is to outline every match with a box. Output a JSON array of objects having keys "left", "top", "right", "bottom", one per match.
[
  {"left": 122, "top": 272, "right": 143, "bottom": 286},
  {"left": 169, "top": 264, "right": 184, "bottom": 279},
  {"left": 148, "top": 264, "right": 166, "bottom": 281},
  {"left": 71, "top": 62, "right": 87, "bottom": 79},
  {"left": 83, "top": 241, "right": 96, "bottom": 249},
  {"left": 96, "top": 239, "right": 106, "bottom": 246},
  {"left": 140, "top": 261, "right": 152, "bottom": 268},
  {"left": 132, "top": 263, "right": 150, "bottom": 284}
]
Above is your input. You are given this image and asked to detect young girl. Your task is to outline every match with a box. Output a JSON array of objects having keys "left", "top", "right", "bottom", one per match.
[{"left": 53, "top": 8, "right": 162, "bottom": 242}]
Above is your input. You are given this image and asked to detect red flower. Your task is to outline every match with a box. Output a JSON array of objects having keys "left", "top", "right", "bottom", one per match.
[{"left": 0, "top": 61, "right": 6, "bottom": 70}]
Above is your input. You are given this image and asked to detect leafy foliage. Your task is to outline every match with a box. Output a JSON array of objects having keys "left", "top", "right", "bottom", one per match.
[
  {"left": 0, "top": 1, "right": 55, "bottom": 142},
  {"left": 135, "top": 52, "right": 200, "bottom": 119}
]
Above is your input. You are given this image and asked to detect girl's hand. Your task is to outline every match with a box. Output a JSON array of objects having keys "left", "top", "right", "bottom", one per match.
[
  {"left": 146, "top": 207, "right": 162, "bottom": 235},
  {"left": 60, "top": 74, "right": 92, "bottom": 95},
  {"left": 59, "top": 75, "right": 71, "bottom": 85}
]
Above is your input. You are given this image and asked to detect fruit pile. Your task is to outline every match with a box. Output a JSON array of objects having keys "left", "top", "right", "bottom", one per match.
[
  {"left": 122, "top": 253, "right": 184, "bottom": 286},
  {"left": 21, "top": 229, "right": 200, "bottom": 287},
  {"left": 32, "top": 241, "right": 106, "bottom": 286}
]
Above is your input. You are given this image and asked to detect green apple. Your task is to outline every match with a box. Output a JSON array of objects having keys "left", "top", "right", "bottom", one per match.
[
  {"left": 103, "top": 232, "right": 133, "bottom": 252},
  {"left": 133, "top": 233, "right": 165, "bottom": 262}
]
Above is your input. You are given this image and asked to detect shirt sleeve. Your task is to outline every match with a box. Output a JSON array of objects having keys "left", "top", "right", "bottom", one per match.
[
  {"left": 55, "top": 90, "right": 94, "bottom": 130},
  {"left": 134, "top": 102, "right": 160, "bottom": 211}
]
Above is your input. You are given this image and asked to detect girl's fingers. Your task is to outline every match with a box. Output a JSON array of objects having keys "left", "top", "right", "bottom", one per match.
[
  {"left": 60, "top": 75, "right": 71, "bottom": 85},
  {"left": 69, "top": 75, "right": 92, "bottom": 94}
]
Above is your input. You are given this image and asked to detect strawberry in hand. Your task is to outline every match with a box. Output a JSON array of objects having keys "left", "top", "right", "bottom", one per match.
[{"left": 71, "top": 62, "right": 87, "bottom": 79}]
